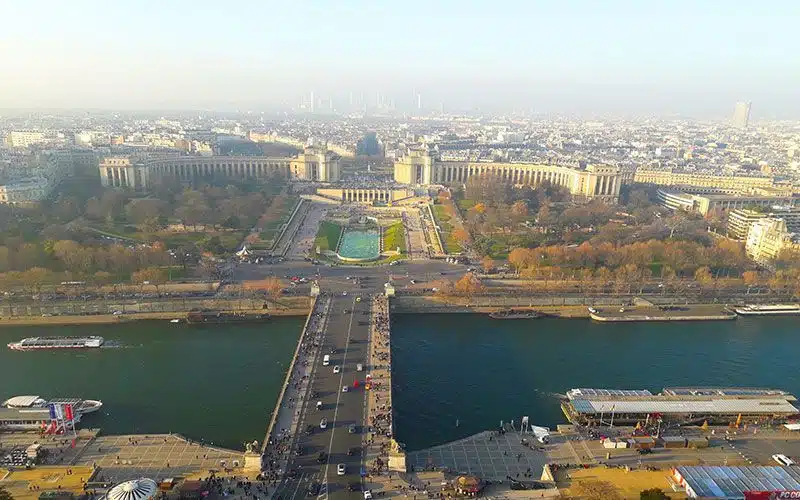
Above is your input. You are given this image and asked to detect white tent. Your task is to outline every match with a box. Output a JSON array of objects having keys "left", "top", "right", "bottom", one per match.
[{"left": 106, "top": 478, "right": 158, "bottom": 500}]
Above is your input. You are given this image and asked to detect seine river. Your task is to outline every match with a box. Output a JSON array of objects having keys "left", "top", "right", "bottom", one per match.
[
  {"left": 392, "top": 313, "right": 800, "bottom": 451},
  {"left": 4, "top": 313, "right": 799, "bottom": 454},
  {"left": 0, "top": 318, "right": 303, "bottom": 450}
]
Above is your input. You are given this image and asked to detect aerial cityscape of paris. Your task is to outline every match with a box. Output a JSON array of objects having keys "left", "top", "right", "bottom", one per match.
[{"left": 1, "top": 1, "right": 800, "bottom": 499}]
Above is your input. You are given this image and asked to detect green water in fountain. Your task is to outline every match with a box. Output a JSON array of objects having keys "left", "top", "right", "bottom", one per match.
[{"left": 338, "top": 229, "right": 380, "bottom": 260}]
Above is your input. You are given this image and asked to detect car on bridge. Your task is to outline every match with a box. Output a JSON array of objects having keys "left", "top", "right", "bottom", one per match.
[
  {"left": 319, "top": 418, "right": 327, "bottom": 429},
  {"left": 333, "top": 365, "right": 341, "bottom": 374},
  {"left": 342, "top": 385, "right": 349, "bottom": 393},
  {"left": 337, "top": 463, "right": 346, "bottom": 476}
]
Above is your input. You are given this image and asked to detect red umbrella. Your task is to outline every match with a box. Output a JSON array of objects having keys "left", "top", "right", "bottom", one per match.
[{"left": 353, "top": 379, "right": 359, "bottom": 388}]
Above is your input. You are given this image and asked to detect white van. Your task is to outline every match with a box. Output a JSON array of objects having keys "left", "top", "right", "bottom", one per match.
[
  {"left": 323, "top": 355, "right": 330, "bottom": 366},
  {"left": 356, "top": 363, "right": 363, "bottom": 372},
  {"left": 773, "top": 454, "right": 796, "bottom": 466}
]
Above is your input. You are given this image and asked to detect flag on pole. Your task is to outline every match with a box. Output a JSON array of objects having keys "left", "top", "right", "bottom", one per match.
[
  {"left": 48, "top": 404, "right": 57, "bottom": 420},
  {"left": 64, "top": 404, "right": 74, "bottom": 422},
  {"left": 55, "top": 404, "right": 64, "bottom": 421}
]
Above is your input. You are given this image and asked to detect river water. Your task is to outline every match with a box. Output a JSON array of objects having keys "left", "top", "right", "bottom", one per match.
[
  {"left": 4, "top": 313, "right": 799, "bottom": 455},
  {"left": 392, "top": 313, "right": 800, "bottom": 451},
  {"left": 0, "top": 318, "right": 303, "bottom": 450}
]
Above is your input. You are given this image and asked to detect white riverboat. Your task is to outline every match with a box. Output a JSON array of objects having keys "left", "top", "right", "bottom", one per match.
[
  {"left": 7, "top": 336, "right": 104, "bottom": 351},
  {"left": 733, "top": 304, "right": 800, "bottom": 316},
  {"left": 1, "top": 395, "right": 103, "bottom": 431}
]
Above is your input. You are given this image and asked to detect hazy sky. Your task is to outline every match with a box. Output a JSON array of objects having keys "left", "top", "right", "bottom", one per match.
[{"left": 1, "top": 0, "right": 798, "bottom": 117}]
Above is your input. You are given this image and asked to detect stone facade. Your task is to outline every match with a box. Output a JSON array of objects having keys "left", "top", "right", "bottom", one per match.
[
  {"left": 393, "top": 149, "right": 621, "bottom": 202},
  {"left": 316, "top": 187, "right": 414, "bottom": 204},
  {"left": 99, "top": 146, "right": 341, "bottom": 191},
  {"left": 746, "top": 217, "right": 800, "bottom": 267},
  {"left": 635, "top": 167, "right": 776, "bottom": 192}
]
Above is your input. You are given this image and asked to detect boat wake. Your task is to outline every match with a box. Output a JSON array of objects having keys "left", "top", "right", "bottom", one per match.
[
  {"left": 532, "top": 388, "right": 565, "bottom": 399},
  {"left": 99, "top": 340, "right": 125, "bottom": 348}
]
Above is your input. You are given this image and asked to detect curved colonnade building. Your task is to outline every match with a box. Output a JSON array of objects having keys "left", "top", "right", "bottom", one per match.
[
  {"left": 393, "top": 148, "right": 621, "bottom": 202},
  {"left": 99, "top": 146, "right": 340, "bottom": 192}
]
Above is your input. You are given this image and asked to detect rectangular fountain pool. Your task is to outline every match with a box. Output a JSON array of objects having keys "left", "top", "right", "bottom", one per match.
[{"left": 337, "top": 229, "right": 380, "bottom": 261}]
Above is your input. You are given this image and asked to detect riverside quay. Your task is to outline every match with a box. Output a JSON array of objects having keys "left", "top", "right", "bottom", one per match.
[{"left": 561, "top": 387, "right": 800, "bottom": 426}]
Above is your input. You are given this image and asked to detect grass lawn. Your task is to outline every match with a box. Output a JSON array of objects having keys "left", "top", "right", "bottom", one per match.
[
  {"left": 457, "top": 198, "right": 476, "bottom": 211},
  {"left": 433, "top": 205, "right": 452, "bottom": 223},
  {"left": 259, "top": 230, "right": 277, "bottom": 241},
  {"left": 90, "top": 224, "right": 245, "bottom": 253},
  {"left": 432, "top": 205, "right": 462, "bottom": 254},
  {"left": 481, "top": 234, "right": 517, "bottom": 259},
  {"left": 383, "top": 222, "right": 406, "bottom": 253},
  {"left": 315, "top": 221, "right": 342, "bottom": 252}
]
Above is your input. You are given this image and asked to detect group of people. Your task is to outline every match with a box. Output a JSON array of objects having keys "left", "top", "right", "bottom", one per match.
[
  {"left": 366, "top": 296, "right": 395, "bottom": 477},
  {"left": 199, "top": 473, "right": 271, "bottom": 499},
  {"left": 260, "top": 297, "right": 329, "bottom": 486}
]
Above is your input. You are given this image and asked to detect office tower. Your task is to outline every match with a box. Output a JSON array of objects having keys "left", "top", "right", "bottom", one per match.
[
  {"left": 417, "top": 93, "right": 422, "bottom": 110},
  {"left": 732, "top": 101, "right": 751, "bottom": 129}
]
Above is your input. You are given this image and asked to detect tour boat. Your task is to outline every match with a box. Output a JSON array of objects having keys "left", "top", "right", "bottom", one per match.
[
  {"left": 733, "top": 304, "right": 800, "bottom": 316},
  {"left": 488, "top": 309, "right": 541, "bottom": 320},
  {"left": 1, "top": 395, "right": 103, "bottom": 431},
  {"left": 7, "top": 336, "right": 104, "bottom": 351}
]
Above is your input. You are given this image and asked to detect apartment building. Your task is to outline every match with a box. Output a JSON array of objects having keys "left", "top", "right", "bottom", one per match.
[
  {"left": 745, "top": 217, "right": 800, "bottom": 267},
  {"left": 5, "top": 130, "right": 47, "bottom": 148},
  {"left": 727, "top": 208, "right": 800, "bottom": 240}
]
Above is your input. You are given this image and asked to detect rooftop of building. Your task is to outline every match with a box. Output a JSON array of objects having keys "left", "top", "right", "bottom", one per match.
[{"left": 675, "top": 466, "right": 800, "bottom": 499}]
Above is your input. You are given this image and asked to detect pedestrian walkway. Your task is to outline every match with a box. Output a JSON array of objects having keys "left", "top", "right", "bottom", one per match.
[
  {"left": 363, "top": 295, "right": 400, "bottom": 492},
  {"left": 406, "top": 429, "right": 548, "bottom": 482},
  {"left": 286, "top": 202, "right": 328, "bottom": 259},
  {"left": 402, "top": 209, "right": 429, "bottom": 260},
  {"left": 261, "top": 296, "right": 331, "bottom": 489},
  {"left": 272, "top": 201, "right": 312, "bottom": 257}
]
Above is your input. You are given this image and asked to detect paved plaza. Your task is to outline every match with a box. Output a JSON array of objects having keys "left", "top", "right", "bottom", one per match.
[
  {"left": 407, "top": 430, "right": 548, "bottom": 482},
  {"left": 72, "top": 434, "right": 245, "bottom": 483},
  {"left": 286, "top": 202, "right": 330, "bottom": 258}
]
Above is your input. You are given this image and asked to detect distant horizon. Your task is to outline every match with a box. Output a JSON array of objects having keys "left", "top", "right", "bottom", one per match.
[
  {"left": 0, "top": 106, "right": 792, "bottom": 123},
  {"left": 1, "top": 0, "right": 798, "bottom": 117}
]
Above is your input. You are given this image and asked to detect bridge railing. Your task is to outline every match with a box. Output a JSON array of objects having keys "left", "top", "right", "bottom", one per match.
[{"left": 261, "top": 294, "right": 319, "bottom": 453}]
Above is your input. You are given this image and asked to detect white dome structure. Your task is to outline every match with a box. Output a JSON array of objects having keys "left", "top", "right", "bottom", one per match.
[{"left": 106, "top": 478, "right": 158, "bottom": 500}]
